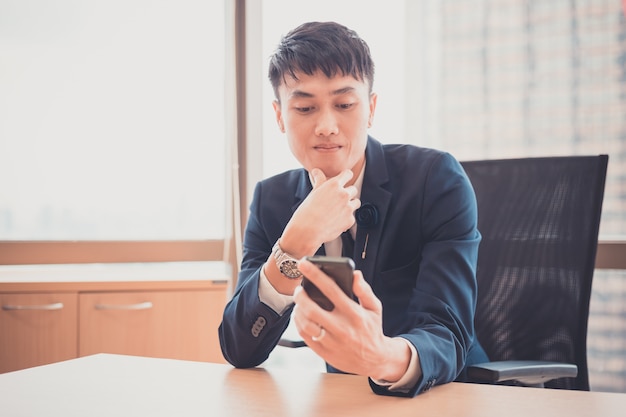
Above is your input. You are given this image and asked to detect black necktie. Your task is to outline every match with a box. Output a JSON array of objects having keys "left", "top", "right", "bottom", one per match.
[{"left": 341, "top": 230, "right": 355, "bottom": 259}]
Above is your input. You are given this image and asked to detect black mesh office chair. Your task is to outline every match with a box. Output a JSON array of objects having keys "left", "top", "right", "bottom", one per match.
[{"left": 463, "top": 155, "right": 608, "bottom": 390}]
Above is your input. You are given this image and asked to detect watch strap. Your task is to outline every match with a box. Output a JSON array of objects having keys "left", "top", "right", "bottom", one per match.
[{"left": 272, "top": 240, "right": 302, "bottom": 279}]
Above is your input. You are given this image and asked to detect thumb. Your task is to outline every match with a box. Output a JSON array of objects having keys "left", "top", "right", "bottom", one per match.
[
  {"left": 352, "top": 271, "right": 382, "bottom": 314},
  {"left": 310, "top": 168, "right": 327, "bottom": 188}
]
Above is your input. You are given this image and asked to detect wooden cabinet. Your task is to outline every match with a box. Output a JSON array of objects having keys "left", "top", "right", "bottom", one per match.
[
  {"left": 0, "top": 292, "right": 78, "bottom": 373},
  {"left": 0, "top": 262, "right": 230, "bottom": 373},
  {"left": 79, "top": 290, "right": 224, "bottom": 362}
]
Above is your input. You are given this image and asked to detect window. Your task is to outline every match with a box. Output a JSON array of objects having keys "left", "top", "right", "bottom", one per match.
[{"left": 0, "top": 1, "right": 228, "bottom": 243}]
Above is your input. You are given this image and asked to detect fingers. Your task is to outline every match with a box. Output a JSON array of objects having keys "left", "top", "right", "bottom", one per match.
[
  {"left": 293, "top": 287, "right": 332, "bottom": 346},
  {"left": 310, "top": 168, "right": 327, "bottom": 188},
  {"left": 348, "top": 196, "right": 362, "bottom": 212},
  {"left": 293, "top": 305, "right": 327, "bottom": 341},
  {"left": 302, "top": 168, "right": 359, "bottom": 241},
  {"left": 315, "top": 168, "right": 360, "bottom": 219},
  {"left": 297, "top": 259, "right": 352, "bottom": 309},
  {"left": 336, "top": 168, "right": 354, "bottom": 187},
  {"left": 310, "top": 168, "right": 354, "bottom": 189},
  {"left": 309, "top": 168, "right": 359, "bottom": 209},
  {"left": 352, "top": 271, "right": 382, "bottom": 315},
  {"left": 297, "top": 266, "right": 380, "bottom": 318},
  {"left": 294, "top": 264, "right": 387, "bottom": 375},
  {"left": 293, "top": 260, "right": 344, "bottom": 321},
  {"left": 333, "top": 170, "right": 358, "bottom": 207}
]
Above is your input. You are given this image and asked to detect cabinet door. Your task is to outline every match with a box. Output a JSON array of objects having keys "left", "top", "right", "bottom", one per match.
[
  {"left": 79, "top": 290, "right": 226, "bottom": 363},
  {"left": 0, "top": 292, "right": 78, "bottom": 373}
]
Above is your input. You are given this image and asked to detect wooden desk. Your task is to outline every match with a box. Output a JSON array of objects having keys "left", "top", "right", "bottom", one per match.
[{"left": 1, "top": 354, "right": 624, "bottom": 417}]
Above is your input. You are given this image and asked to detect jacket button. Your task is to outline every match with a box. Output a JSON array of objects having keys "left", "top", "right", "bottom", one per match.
[
  {"left": 251, "top": 316, "right": 266, "bottom": 337},
  {"left": 423, "top": 378, "right": 436, "bottom": 392}
]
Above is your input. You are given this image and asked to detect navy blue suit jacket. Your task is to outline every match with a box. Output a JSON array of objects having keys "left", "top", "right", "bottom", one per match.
[{"left": 219, "top": 137, "right": 487, "bottom": 397}]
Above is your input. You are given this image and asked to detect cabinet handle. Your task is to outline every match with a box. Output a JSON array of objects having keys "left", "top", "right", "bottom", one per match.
[
  {"left": 94, "top": 301, "right": 153, "bottom": 310},
  {"left": 2, "top": 302, "right": 64, "bottom": 311}
]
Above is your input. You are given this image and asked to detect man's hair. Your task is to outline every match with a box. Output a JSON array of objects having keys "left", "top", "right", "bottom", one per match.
[{"left": 268, "top": 21, "right": 375, "bottom": 99}]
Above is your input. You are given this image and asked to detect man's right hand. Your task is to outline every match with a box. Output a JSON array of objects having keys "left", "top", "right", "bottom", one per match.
[{"left": 280, "top": 168, "right": 361, "bottom": 258}]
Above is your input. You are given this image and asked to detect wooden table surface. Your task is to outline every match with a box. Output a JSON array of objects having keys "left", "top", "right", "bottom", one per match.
[{"left": 1, "top": 354, "right": 624, "bottom": 417}]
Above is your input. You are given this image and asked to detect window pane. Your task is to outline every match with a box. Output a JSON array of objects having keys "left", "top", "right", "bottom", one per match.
[
  {"left": 0, "top": 0, "right": 226, "bottom": 240},
  {"left": 414, "top": 0, "right": 626, "bottom": 239},
  {"left": 588, "top": 269, "right": 626, "bottom": 393}
]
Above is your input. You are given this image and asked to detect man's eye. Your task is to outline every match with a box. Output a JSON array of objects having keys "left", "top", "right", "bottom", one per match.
[
  {"left": 295, "top": 106, "right": 313, "bottom": 113},
  {"left": 337, "top": 103, "right": 354, "bottom": 110}
]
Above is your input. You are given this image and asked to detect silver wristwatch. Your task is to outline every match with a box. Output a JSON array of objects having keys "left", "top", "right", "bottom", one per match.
[{"left": 272, "top": 240, "right": 302, "bottom": 279}]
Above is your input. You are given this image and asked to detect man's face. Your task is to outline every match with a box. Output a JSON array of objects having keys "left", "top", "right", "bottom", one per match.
[{"left": 273, "top": 71, "right": 377, "bottom": 184}]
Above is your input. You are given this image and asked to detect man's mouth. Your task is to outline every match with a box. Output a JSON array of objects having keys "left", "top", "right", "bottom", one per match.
[{"left": 314, "top": 144, "right": 342, "bottom": 151}]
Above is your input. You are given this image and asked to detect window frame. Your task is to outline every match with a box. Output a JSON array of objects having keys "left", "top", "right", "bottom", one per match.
[
  {"left": 0, "top": 0, "right": 241, "bottom": 270},
  {"left": 0, "top": 241, "right": 224, "bottom": 265}
]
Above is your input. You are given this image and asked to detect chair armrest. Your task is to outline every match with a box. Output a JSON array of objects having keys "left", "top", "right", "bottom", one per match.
[
  {"left": 277, "top": 338, "right": 307, "bottom": 348},
  {"left": 467, "top": 360, "right": 578, "bottom": 387}
]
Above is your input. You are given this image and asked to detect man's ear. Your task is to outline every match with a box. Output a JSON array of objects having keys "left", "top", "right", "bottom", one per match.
[
  {"left": 272, "top": 100, "right": 285, "bottom": 132},
  {"left": 368, "top": 93, "right": 378, "bottom": 128}
]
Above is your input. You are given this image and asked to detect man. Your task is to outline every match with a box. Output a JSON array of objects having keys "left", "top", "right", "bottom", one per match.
[{"left": 219, "top": 21, "right": 487, "bottom": 397}]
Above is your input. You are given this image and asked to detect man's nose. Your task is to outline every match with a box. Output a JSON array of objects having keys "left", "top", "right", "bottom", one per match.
[{"left": 314, "top": 108, "right": 339, "bottom": 136}]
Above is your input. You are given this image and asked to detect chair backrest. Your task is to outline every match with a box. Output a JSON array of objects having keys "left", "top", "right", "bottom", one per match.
[{"left": 461, "top": 155, "right": 608, "bottom": 390}]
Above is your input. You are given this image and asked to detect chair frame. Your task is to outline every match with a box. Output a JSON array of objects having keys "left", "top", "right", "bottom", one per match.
[{"left": 463, "top": 155, "right": 608, "bottom": 390}]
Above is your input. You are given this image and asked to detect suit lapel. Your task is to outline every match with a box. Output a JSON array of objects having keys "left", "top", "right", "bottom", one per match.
[
  {"left": 292, "top": 169, "right": 312, "bottom": 213},
  {"left": 355, "top": 138, "right": 391, "bottom": 285},
  {"left": 287, "top": 141, "right": 391, "bottom": 268}
]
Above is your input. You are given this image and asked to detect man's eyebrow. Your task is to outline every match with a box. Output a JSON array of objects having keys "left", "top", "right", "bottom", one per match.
[
  {"left": 288, "top": 86, "right": 356, "bottom": 99},
  {"left": 331, "top": 86, "right": 356, "bottom": 96},
  {"left": 289, "top": 90, "right": 314, "bottom": 99}
]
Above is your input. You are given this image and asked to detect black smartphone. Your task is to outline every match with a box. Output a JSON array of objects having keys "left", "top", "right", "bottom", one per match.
[{"left": 301, "top": 256, "right": 355, "bottom": 311}]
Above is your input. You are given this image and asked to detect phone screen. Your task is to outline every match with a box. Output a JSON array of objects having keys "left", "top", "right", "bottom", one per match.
[{"left": 301, "top": 256, "right": 355, "bottom": 311}]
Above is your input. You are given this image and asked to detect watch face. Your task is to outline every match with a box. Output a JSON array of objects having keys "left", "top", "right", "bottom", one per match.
[{"left": 279, "top": 260, "right": 301, "bottom": 279}]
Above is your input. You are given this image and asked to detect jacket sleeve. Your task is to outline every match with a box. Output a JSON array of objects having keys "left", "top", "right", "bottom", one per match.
[
  {"left": 218, "top": 182, "right": 293, "bottom": 368},
  {"left": 372, "top": 152, "right": 481, "bottom": 397}
]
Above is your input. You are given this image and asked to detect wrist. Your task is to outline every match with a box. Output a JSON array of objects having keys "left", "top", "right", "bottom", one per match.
[
  {"left": 262, "top": 260, "right": 301, "bottom": 295},
  {"left": 370, "top": 337, "right": 413, "bottom": 383},
  {"left": 271, "top": 240, "right": 302, "bottom": 279},
  {"left": 279, "top": 227, "right": 321, "bottom": 259}
]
